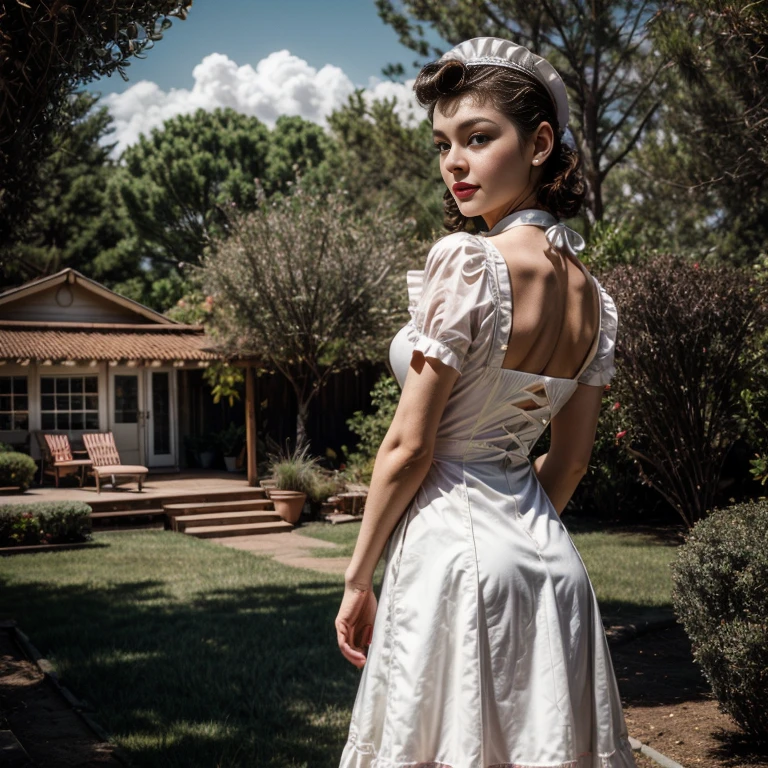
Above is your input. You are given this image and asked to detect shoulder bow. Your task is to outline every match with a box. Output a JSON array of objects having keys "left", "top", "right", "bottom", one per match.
[{"left": 545, "top": 221, "right": 586, "bottom": 259}]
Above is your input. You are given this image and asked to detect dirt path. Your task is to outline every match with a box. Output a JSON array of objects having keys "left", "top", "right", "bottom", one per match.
[{"left": 0, "top": 627, "right": 121, "bottom": 766}]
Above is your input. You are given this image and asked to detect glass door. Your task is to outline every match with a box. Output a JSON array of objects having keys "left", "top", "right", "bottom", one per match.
[
  {"left": 146, "top": 369, "right": 177, "bottom": 468},
  {"left": 110, "top": 370, "right": 142, "bottom": 466}
]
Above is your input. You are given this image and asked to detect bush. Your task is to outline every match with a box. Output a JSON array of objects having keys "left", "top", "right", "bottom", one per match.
[
  {"left": 342, "top": 374, "right": 400, "bottom": 484},
  {"left": 670, "top": 499, "right": 768, "bottom": 743},
  {"left": 0, "top": 451, "right": 37, "bottom": 491},
  {"left": 603, "top": 254, "right": 768, "bottom": 527},
  {"left": 0, "top": 501, "right": 92, "bottom": 547}
]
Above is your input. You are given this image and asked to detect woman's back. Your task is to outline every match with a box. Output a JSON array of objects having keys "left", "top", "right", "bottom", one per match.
[{"left": 486, "top": 224, "right": 601, "bottom": 380}]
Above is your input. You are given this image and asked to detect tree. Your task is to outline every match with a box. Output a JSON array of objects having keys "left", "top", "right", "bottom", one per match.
[
  {"left": 0, "top": 91, "right": 141, "bottom": 288},
  {"left": 375, "top": 0, "right": 674, "bottom": 231},
  {"left": 198, "top": 176, "right": 417, "bottom": 449},
  {"left": 327, "top": 90, "right": 445, "bottom": 240},
  {"left": 112, "top": 108, "right": 337, "bottom": 306},
  {"left": 605, "top": 0, "right": 768, "bottom": 264},
  {"left": 0, "top": 0, "right": 192, "bottom": 261}
]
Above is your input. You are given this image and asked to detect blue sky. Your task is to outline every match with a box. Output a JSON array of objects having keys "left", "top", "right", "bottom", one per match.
[
  {"left": 87, "top": 0, "right": 447, "bottom": 155},
  {"left": 88, "top": 0, "right": 441, "bottom": 96}
]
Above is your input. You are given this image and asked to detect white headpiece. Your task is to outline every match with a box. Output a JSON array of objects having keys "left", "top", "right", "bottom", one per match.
[{"left": 438, "top": 37, "right": 569, "bottom": 137}]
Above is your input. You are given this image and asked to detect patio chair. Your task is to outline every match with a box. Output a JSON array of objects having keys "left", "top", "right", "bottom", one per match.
[
  {"left": 34, "top": 431, "right": 92, "bottom": 487},
  {"left": 82, "top": 432, "right": 148, "bottom": 493}
]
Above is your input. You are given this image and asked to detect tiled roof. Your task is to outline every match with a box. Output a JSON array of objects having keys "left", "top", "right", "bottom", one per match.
[{"left": 0, "top": 325, "right": 222, "bottom": 363}]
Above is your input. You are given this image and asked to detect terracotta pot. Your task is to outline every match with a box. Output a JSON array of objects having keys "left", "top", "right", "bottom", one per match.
[{"left": 269, "top": 490, "right": 306, "bottom": 524}]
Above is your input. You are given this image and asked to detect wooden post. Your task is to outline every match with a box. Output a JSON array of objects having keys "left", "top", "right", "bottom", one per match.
[{"left": 245, "top": 364, "right": 258, "bottom": 486}]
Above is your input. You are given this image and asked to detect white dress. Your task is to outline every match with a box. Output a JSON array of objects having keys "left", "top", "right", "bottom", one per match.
[{"left": 339, "top": 208, "right": 637, "bottom": 768}]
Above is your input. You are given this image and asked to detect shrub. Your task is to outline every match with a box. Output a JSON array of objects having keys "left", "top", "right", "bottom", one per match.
[
  {"left": 603, "top": 254, "right": 768, "bottom": 527},
  {"left": 342, "top": 374, "right": 400, "bottom": 484},
  {"left": 0, "top": 501, "right": 92, "bottom": 547},
  {"left": 670, "top": 499, "right": 768, "bottom": 743},
  {"left": 0, "top": 451, "right": 37, "bottom": 491}
]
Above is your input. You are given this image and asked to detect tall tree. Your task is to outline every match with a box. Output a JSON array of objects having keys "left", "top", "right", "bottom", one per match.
[
  {"left": 113, "top": 108, "right": 336, "bottom": 293},
  {"left": 0, "top": 0, "right": 192, "bottom": 262},
  {"left": 198, "top": 176, "right": 417, "bottom": 449},
  {"left": 375, "top": 0, "right": 673, "bottom": 232},
  {"left": 0, "top": 91, "right": 141, "bottom": 288},
  {"left": 608, "top": 0, "right": 768, "bottom": 264},
  {"left": 327, "top": 90, "right": 445, "bottom": 241}
]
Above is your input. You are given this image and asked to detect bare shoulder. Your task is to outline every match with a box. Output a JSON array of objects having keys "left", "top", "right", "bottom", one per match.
[{"left": 484, "top": 227, "right": 556, "bottom": 281}]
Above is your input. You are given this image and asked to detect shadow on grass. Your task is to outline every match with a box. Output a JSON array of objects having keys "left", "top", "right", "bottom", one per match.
[
  {"left": 0, "top": 525, "right": 683, "bottom": 768},
  {"left": 0, "top": 569, "right": 362, "bottom": 768}
]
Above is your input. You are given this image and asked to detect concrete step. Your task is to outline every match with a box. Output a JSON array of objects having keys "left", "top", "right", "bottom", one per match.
[
  {"left": 173, "top": 509, "right": 283, "bottom": 532},
  {"left": 183, "top": 520, "right": 294, "bottom": 538},
  {"left": 163, "top": 499, "right": 273, "bottom": 515}
]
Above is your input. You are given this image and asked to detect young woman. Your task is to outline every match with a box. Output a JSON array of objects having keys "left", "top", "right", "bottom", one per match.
[{"left": 335, "top": 37, "right": 637, "bottom": 768}]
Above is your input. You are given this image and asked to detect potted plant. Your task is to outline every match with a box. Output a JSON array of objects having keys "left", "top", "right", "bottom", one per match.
[
  {"left": 184, "top": 435, "right": 216, "bottom": 469},
  {"left": 266, "top": 442, "right": 321, "bottom": 525},
  {"left": 215, "top": 423, "right": 246, "bottom": 472}
]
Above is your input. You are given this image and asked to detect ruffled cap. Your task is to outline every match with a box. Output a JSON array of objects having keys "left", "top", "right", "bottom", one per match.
[{"left": 438, "top": 37, "right": 569, "bottom": 135}]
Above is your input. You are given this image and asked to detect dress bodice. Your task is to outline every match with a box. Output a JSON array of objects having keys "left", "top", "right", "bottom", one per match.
[{"left": 388, "top": 208, "right": 618, "bottom": 468}]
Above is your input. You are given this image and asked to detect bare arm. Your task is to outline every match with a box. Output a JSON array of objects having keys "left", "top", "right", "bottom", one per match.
[
  {"left": 344, "top": 352, "right": 460, "bottom": 588},
  {"left": 532, "top": 382, "right": 607, "bottom": 516}
]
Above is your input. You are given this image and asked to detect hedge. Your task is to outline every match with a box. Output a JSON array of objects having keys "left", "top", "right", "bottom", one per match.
[{"left": 0, "top": 501, "right": 92, "bottom": 547}]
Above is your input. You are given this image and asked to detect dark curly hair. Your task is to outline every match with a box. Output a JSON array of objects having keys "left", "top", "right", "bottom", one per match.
[{"left": 413, "top": 58, "right": 585, "bottom": 233}]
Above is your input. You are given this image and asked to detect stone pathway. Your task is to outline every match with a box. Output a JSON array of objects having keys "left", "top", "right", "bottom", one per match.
[{"left": 207, "top": 529, "right": 350, "bottom": 575}]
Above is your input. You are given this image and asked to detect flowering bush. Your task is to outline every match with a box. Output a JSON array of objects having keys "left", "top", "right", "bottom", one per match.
[{"left": 0, "top": 502, "right": 92, "bottom": 547}]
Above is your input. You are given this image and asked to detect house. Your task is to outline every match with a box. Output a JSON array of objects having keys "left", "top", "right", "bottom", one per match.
[
  {"left": 0, "top": 268, "right": 222, "bottom": 472},
  {"left": 0, "top": 268, "right": 386, "bottom": 482}
]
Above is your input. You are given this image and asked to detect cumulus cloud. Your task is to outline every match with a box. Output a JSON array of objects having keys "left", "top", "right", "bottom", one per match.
[{"left": 102, "top": 50, "right": 424, "bottom": 157}]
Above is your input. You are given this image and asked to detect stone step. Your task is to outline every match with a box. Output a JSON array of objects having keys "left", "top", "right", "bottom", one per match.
[
  {"left": 183, "top": 520, "right": 294, "bottom": 538},
  {"left": 173, "top": 509, "right": 283, "bottom": 532},
  {"left": 163, "top": 499, "right": 273, "bottom": 515}
]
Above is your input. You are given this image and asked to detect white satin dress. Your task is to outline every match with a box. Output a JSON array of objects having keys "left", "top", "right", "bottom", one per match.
[{"left": 338, "top": 208, "right": 637, "bottom": 768}]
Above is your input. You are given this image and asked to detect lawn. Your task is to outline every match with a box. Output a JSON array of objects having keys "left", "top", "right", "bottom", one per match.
[{"left": 0, "top": 523, "right": 679, "bottom": 767}]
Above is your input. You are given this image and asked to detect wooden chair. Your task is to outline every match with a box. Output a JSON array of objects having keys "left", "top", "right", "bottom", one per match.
[
  {"left": 34, "top": 431, "right": 92, "bottom": 487},
  {"left": 82, "top": 432, "right": 148, "bottom": 493}
]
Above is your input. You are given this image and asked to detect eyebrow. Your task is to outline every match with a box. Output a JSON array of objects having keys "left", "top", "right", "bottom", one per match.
[{"left": 432, "top": 117, "right": 500, "bottom": 137}]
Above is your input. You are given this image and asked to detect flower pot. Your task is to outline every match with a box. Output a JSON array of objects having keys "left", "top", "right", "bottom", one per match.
[
  {"left": 224, "top": 455, "right": 238, "bottom": 472},
  {"left": 269, "top": 490, "right": 306, "bottom": 524},
  {"left": 197, "top": 450, "right": 215, "bottom": 469}
]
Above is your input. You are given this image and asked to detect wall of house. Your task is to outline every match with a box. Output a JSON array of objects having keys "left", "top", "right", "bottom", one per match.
[{"left": 0, "top": 283, "right": 156, "bottom": 324}]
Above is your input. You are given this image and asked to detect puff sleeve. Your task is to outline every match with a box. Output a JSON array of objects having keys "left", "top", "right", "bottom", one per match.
[
  {"left": 405, "top": 232, "right": 492, "bottom": 374},
  {"left": 577, "top": 283, "right": 619, "bottom": 387}
]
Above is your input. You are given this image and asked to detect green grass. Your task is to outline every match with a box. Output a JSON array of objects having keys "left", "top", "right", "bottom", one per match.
[
  {"left": 294, "top": 521, "right": 366, "bottom": 558},
  {"left": 0, "top": 523, "right": 678, "bottom": 767}
]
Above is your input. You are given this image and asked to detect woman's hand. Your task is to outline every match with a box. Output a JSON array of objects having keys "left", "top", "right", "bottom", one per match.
[{"left": 335, "top": 582, "right": 377, "bottom": 669}]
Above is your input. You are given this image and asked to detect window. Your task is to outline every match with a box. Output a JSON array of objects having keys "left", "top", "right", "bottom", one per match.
[
  {"left": 40, "top": 376, "right": 99, "bottom": 431},
  {"left": 0, "top": 376, "right": 29, "bottom": 430}
]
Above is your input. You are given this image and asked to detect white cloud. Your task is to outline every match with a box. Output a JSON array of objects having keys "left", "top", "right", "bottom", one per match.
[{"left": 102, "top": 51, "right": 424, "bottom": 157}]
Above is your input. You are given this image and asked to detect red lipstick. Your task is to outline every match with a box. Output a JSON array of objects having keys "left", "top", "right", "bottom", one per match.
[{"left": 452, "top": 182, "right": 479, "bottom": 200}]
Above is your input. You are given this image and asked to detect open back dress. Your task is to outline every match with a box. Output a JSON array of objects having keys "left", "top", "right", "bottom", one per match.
[{"left": 338, "top": 207, "right": 637, "bottom": 768}]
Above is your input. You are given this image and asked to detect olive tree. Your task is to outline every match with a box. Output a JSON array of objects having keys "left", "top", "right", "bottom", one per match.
[{"left": 198, "top": 177, "right": 418, "bottom": 449}]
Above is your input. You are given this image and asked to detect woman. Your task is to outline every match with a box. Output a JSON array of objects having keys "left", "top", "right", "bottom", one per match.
[{"left": 335, "top": 37, "right": 637, "bottom": 768}]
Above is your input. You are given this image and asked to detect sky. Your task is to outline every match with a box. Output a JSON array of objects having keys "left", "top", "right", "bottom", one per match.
[{"left": 85, "top": 0, "right": 449, "bottom": 157}]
